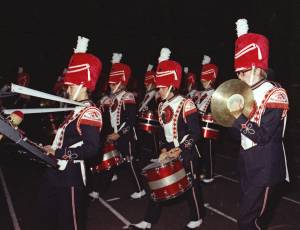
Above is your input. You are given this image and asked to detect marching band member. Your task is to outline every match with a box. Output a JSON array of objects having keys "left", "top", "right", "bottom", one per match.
[
  {"left": 53, "top": 68, "right": 68, "bottom": 108},
  {"left": 42, "top": 70, "right": 68, "bottom": 143},
  {"left": 87, "top": 82, "right": 115, "bottom": 199},
  {"left": 106, "top": 53, "right": 145, "bottom": 199},
  {"left": 14, "top": 66, "right": 31, "bottom": 108},
  {"left": 134, "top": 64, "right": 161, "bottom": 199},
  {"left": 97, "top": 83, "right": 120, "bottom": 182},
  {"left": 16, "top": 66, "right": 30, "bottom": 88},
  {"left": 0, "top": 110, "right": 24, "bottom": 141},
  {"left": 197, "top": 55, "right": 220, "bottom": 183},
  {"left": 37, "top": 36, "right": 103, "bottom": 230},
  {"left": 97, "top": 82, "right": 112, "bottom": 114},
  {"left": 227, "top": 19, "right": 289, "bottom": 230},
  {"left": 131, "top": 48, "right": 205, "bottom": 229},
  {"left": 184, "top": 67, "right": 201, "bottom": 103},
  {"left": 8, "top": 110, "right": 24, "bottom": 126},
  {"left": 97, "top": 82, "right": 113, "bottom": 140}
]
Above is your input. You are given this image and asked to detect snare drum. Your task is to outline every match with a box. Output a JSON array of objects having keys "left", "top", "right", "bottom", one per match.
[
  {"left": 142, "top": 158, "right": 192, "bottom": 202},
  {"left": 91, "top": 143, "right": 124, "bottom": 173},
  {"left": 201, "top": 113, "right": 219, "bottom": 140},
  {"left": 138, "top": 111, "right": 160, "bottom": 134}
]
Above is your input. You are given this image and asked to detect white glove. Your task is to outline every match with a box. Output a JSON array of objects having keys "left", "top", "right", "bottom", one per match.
[
  {"left": 57, "top": 159, "right": 68, "bottom": 171},
  {"left": 227, "top": 94, "right": 244, "bottom": 112}
]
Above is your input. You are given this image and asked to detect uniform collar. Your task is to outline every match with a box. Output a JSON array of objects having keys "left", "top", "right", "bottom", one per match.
[
  {"left": 251, "top": 79, "right": 267, "bottom": 90},
  {"left": 165, "top": 94, "right": 180, "bottom": 103},
  {"left": 78, "top": 99, "right": 93, "bottom": 106},
  {"left": 146, "top": 88, "right": 156, "bottom": 93},
  {"left": 112, "top": 89, "right": 126, "bottom": 97}
]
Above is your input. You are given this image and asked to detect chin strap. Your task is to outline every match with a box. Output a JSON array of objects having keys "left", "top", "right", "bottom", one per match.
[
  {"left": 162, "top": 86, "right": 173, "bottom": 100},
  {"left": 249, "top": 65, "right": 255, "bottom": 86},
  {"left": 188, "top": 84, "right": 192, "bottom": 92},
  {"left": 203, "top": 80, "right": 212, "bottom": 89},
  {"left": 72, "top": 84, "right": 83, "bottom": 101},
  {"left": 146, "top": 83, "right": 153, "bottom": 92},
  {"left": 112, "top": 82, "right": 122, "bottom": 94}
]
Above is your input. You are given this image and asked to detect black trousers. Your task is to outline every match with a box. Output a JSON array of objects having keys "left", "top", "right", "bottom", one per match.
[
  {"left": 136, "top": 129, "right": 159, "bottom": 164},
  {"left": 134, "top": 130, "right": 160, "bottom": 188},
  {"left": 200, "top": 138, "right": 216, "bottom": 179},
  {"left": 238, "top": 183, "right": 278, "bottom": 230},
  {"left": 36, "top": 183, "right": 86, "bottom": 230},
  {"left": 87, "top": 161, "right": 144, "bottom": 196},
  {"left": 143, "top": 159, "right": 205, "bottom": 224},
  {"left": 116, "top": 136, "right": 145, "bottom": 193},
  {"left": 87, "top": 137, "right": 144, "bottom": 195}
]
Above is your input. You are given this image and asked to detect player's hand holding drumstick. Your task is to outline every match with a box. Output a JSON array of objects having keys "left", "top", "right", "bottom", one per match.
[{"left": 159, "top": 147, "right": 182, "bottom": 163}]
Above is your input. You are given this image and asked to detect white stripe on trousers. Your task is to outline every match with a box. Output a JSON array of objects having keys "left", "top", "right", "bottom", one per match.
[
  {"left": 71, "top": 186, "right": 78, "bottom": 230},
  {"left": 254, "top": 186, "right": 270, "bottom": 230},
  {"left": 190, "top": 161, "right": 200, "bottom": 220},
  {"left": 209, "top": 139, "right": 213, "bottom": 178},
  {"left": 128, "top": 141, "right": 142, "bottom": 192}
]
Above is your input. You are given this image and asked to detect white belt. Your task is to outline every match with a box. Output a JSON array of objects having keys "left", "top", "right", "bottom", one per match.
[
  {"left": 69, "top": 141, "right": 83, "bottom": 148},
  {"left": 118, "top": 122, "right": 126, "bottom": 133},
  {"left": 173, "top": 134, "right": 189, "bottom": 148}
]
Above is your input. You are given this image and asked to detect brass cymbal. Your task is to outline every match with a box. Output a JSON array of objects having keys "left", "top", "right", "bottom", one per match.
[{"left": 211, "top": 79, "right": 255, "bottom": 127}]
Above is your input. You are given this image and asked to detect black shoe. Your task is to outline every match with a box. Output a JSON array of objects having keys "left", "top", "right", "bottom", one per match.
[
  {"left": 183, "top": 226, "right": 201, "bottom": 230},
  {"left": 128, "top": 225, "right": 143, "bottom": 230}
]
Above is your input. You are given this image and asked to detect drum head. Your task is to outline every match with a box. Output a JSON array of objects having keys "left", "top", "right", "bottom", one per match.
[
  {"left": 142, "top": 157, "right": 177, "bottom": 171},
  {"left": 142, "top": 161, "right": 161, "bottom": 171}
]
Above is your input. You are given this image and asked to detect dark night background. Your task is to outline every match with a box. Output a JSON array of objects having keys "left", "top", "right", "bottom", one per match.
[
  {"left": 0, "top": 0, "right": 299, "bottom": 121},
  {"left": 1, "top": 2, "right": 300, "bottom": 229}
]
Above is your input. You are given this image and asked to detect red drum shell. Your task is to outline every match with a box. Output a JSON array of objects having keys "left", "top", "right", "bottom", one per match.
[
  {"left": 138, "top": 123, "right": 158, "bottom": 133},
  {"left": 150, "top": 177, "right": 191, "bottom": 201},
  {"left": 201, "top": 113, "right": 219, "bottom": 140},
  {"left": 142, "top": 158, "right": 192, "bottom": 202},
  {"left": 201, "top": 114, "right": 214, "bottom": 123},
  {"left": 102, "top": 143, "right": 116, "bottom": 152},
  {"left": 139, "top": 111, "right": 158, "bottom": 120},
  {"left": 91, "top": 143, "right": 123, "bottom": 173},
  {"left": 202, "top": 127, "right": 219, "bottom": 139},
  {"left": 138, "top": 111, "right": 160, "bottom": 133}
]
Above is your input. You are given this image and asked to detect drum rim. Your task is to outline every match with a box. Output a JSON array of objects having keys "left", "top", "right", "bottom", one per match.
[
  {"left": 202, "top": 127, "right": 219, "bottom": 132},
  {"left": 102, "top": 149, "right": 122, "bottom": 161}
]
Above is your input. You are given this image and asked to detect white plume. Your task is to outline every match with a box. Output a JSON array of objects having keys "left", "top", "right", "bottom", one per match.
[
  {"left": 74, "top": 36, "right": 89, "bottom": 53},
  {"left": 147, "top": 64, "right": 153, "bottom": 71},
  {"left": 202, "top": 55, "right": 211, "bottom": 65},
  {"left": 111, "top": 53, "right": 123, "bottom": 64},
  {"left": 158, "top": 48, "right": 171, "bottom": 63},
  {"left": 236, "top": 19, "right": 249, "bottom": 37},
  {"left": 184, "top": 67, "right": 189, "bottom": 74},
  {"left": 18, "top": 66, "right": 23, "bottom": 74}
]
